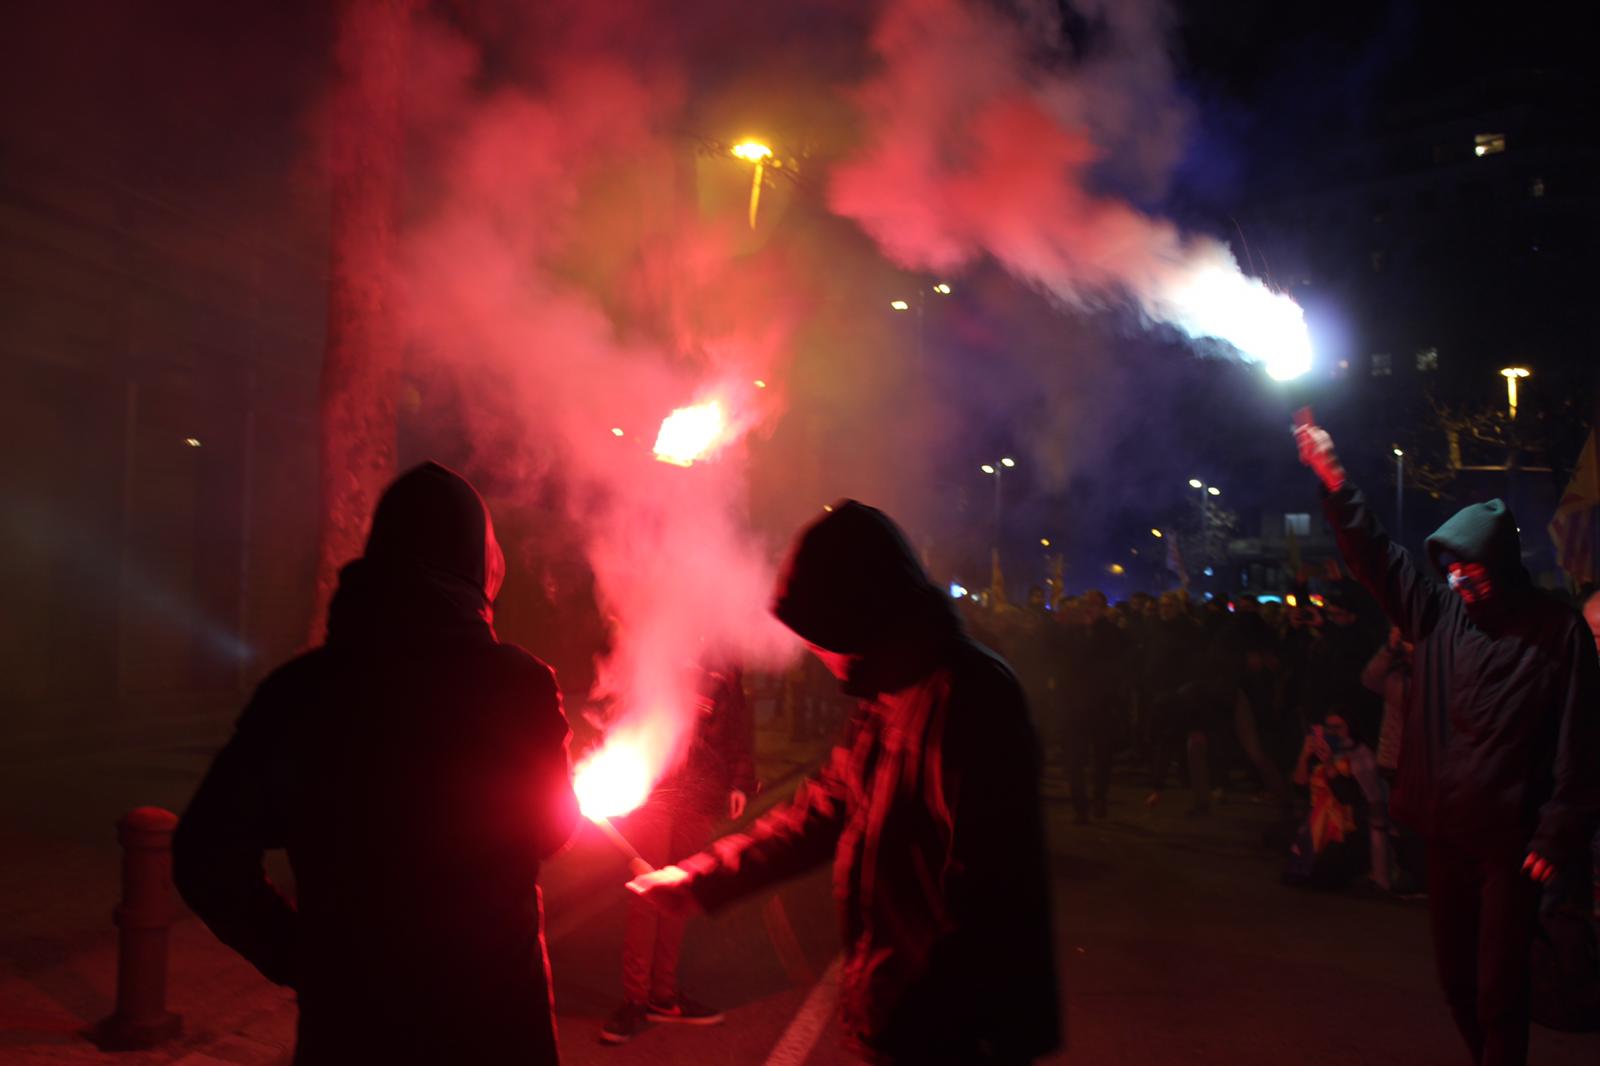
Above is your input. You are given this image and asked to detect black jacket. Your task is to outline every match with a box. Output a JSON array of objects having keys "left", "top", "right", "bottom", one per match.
[
  {"left": 173, "top": 463, "right": 580, "bottom": 1065},
  {"left": 1324, "top": 484, "right": 1600, "bottom": 861},
  {"left": 679, "top": 501, "right": 1060, "bottom": 1063}
]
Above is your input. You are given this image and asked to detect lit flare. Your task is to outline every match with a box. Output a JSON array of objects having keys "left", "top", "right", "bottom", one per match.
[
  {"left": 573, "top": 741, "right": 652, "bottom": 820},
  {"left": 1159, "top": 263, "right": 1313, "bottom": 381},
  {"left": 653, "top": 400, "right": 729, "bottom": 467}
]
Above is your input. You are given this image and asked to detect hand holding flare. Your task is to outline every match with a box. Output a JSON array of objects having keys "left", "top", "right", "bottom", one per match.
[{"left": 573, "top": 743, "right": 655, "bottom": 877}]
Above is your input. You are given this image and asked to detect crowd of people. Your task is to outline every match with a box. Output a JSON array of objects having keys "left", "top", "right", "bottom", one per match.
[
  {"left": 963, "top": 580, "right": 1416, "bottom": 888},
  {"left": 169, "top": 433, "right": 1599, "bottom": 1065}
]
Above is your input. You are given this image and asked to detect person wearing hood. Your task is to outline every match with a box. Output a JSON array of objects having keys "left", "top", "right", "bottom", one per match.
[
  {"left": 627, "top": 501, "right": 1060, "bottom": 1064},
  {"left": 1296, "top": 419, "right": 1600, "bottom": 1066},
  {"left": 173, "top": 462, "right": 580, "bottom": 1065}
]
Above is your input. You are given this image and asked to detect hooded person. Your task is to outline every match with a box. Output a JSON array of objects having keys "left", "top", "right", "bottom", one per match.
[
  {"left": 627, "top": 500, "right": 1061, "bottom": 1065},
  {"left": 1297, "top": 419, "right": 1600, "bottom": 1066},
  {"left": 173, "top": 462, "right": 580, "bottom": 1066}
]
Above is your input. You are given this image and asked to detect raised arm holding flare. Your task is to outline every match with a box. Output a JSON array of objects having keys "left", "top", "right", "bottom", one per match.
[{"left": 1295, "top": 414, "right": 1600, "bottom": 1066}]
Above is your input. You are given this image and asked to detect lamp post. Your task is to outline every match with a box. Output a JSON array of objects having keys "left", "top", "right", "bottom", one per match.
[
  {"left": 981, "top": 456, "right": 1016, "bottom": 557},
  {"left": 1498, "top": 366, "right": 1530, "bottom": 504},
  {"left": 890, "top": 282, "right": 952, "bottom": 362},
  {"left": 1499, "top": 365, "right": 1530, "bottom": 421},
  {"left": 731, "top": 140, "right": 774, "bottom": 229},
  {"left": 1392, "top": 447, "right": 1405, "bottom": 546}
]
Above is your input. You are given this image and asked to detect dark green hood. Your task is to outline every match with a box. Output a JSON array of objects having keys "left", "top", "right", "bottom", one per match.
[{"left": 1424, "top": 498, "right": 1526, "bottom": 582}]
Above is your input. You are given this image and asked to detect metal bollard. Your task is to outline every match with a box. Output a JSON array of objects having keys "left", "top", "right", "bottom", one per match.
[{"left": 93, "top": 806, "right": 183, "bottom": 1050}]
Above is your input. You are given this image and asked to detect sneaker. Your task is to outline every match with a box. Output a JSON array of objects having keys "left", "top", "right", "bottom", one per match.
[
  {"left": 646, "top": 996, "right": 725, "bottom": 1026},
  {"left": 600, "top": 1001, "right": 651, "bottom": 1045}
]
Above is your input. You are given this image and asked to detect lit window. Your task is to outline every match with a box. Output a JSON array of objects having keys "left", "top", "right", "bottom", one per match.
[
  {"left": 1473, "top": 133, "right": 1506, "bottom": 158},
  {"left": 1416, "top": 347, "right": 1439, "bottom": 372},
  {"left": 1371, "top": 352, "right": 1392, "bottom": 377},
  {"left": 1284, "top": 513, "right": 1311, "bottom": 536}
]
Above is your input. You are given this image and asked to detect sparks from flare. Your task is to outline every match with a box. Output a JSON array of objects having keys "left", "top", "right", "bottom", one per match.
[{"left": 652, "top": 400, "right": 729, "bottom": 467}]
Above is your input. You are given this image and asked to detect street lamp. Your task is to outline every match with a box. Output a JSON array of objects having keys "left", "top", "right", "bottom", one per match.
[
  {"left": 731, "top": 139, "right": 774, "bottom": 229},
  {"left": 1392, "top": 447, "right": 1405, "bottom": 545},
  {"left": 1207, "top": 485, "right": 1221, "bottom": 497},
  {"left": 1151, "top": 528, "right": 1163, "bottom": 538},
  {"left": 981, "top": 457, "right": 1017, "bottom": 557},
  {"left": 1499, "top": 366, "right": 1530, "bottom": 420}
]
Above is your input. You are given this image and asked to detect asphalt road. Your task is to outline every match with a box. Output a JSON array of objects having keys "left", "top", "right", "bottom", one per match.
[{"left": 3, "top": 708, "right": 1597, "bottom": 1065}]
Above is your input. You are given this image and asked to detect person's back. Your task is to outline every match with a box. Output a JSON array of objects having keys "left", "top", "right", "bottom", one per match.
[{"left": 174, "top": 462, "right": 579, "bottom": 1065}]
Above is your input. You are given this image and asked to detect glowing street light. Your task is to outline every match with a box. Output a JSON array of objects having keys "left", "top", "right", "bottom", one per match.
[
  {"left": 731, "top": 139, "right": 774, "bottom": 229},
  {"left": 1500, "top": 366, "right": 1530, "bottom": 419},
  {"left": 1040, "top": 538, "right": 1051, "bottom": 548},
  {"left": 1207, "top": 485, "right": 1221, "bottom": 497},
  {"left": 890, "top": 300, "right": 910, "bottom": 311},
  {"left": 1151, "top": 528, "right": 1163, "bottom": 538},
  {"left": 1188, "top": 478, "right": 1203, "bottom": 489},
  {"left": 981, "top": 457, "right": 1017, "bottom": 557},
  {"left": 611, "top": 427, "right": 625, "bottom": 437},
  {"left": 933, "top": 282, "right": 953, "bottom": 295}
]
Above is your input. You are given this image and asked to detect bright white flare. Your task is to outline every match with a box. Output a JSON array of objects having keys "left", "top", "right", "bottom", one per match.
[
  {"left": 1157, "top": 262, "right": 1314, "bottom": 381},
  {"left": 573, "top": 741, "right": 653, "bottom": 820},
  {"left": 653, "top": 400, "right": 729, "bottom": 467}
]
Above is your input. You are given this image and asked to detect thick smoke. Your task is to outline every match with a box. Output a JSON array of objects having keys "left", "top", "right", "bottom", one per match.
[
  {"left": 390, "top": 13, "right": 804, "bottom": 784},
  {"left": 830, "top": 0, "right": 1303, "bottom": 375},
  {"left": 360, "top": 0, "right": 1254, "bottom": 791}
]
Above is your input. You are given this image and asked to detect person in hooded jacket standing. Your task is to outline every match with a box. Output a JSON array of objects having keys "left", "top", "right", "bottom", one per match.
[
  {"left": 1296, "top": 418, "right": 1600, "bottom": 1066},
  {"left": 627, "top": 501, "right": 1060, "bottom": 1065},
  {"left": 173, "top": 462, "right": 580, "bottom": 1065}
]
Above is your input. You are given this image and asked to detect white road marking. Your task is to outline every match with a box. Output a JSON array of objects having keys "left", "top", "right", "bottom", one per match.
[{"left": 760, "top": 955, "right": 842, "bottom": 1066}]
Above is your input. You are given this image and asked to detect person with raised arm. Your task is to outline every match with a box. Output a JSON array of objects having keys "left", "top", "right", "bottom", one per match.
[{"left": 1295, "top": 413, "right": 1600, "bottom": 1066}]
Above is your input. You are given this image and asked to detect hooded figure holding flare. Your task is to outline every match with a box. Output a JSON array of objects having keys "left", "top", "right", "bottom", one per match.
[
  {"left": 1296, "top": 415, "right": 1600, "bottom": 1066},
  {"left": 629, "top": 500, "right": 1060, "bottom": 1065}
]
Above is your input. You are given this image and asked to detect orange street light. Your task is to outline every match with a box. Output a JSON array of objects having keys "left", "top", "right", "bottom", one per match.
[
  {"left": 731, "top": 140, "right": 774, "bottom": 229},
  {"left": 1499, "top": 366, "right": 1530, "bottom": 419}
]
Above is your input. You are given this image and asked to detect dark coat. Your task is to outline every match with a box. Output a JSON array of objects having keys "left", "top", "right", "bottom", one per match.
[
  {"left": 678, "top": 501, "right": 1060, "bottom": 1064},
  {"left": 173, "top": 463, "right": 580, "bottom": 1065},
  {"left": 1323, "top": 485, "right": 1600, "bottom": 861}
]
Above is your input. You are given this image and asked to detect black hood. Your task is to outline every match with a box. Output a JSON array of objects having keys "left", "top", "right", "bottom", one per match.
[
  {"left": 1425, "top": 498, "right": 1526, "bottom": 583},
  {"left": 326, "top": 462, "right": 505, "bottom": 646},
  {"left": 773, "top": 500, "right": 960, "bottom": 697}
]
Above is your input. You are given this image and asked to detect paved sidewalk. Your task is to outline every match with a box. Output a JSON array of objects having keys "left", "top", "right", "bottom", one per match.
[{"left": 0, "top": 718, "right": 831, "bottom": 1066}]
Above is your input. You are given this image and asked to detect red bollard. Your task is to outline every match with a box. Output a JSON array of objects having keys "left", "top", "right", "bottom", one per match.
[{"left": 93, "top": 806, "right": 183, "bottom": 1050}]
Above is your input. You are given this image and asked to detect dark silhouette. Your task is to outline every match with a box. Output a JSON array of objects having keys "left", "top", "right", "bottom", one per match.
[
  {"left": 174, "top": 461, "right": 579, "bottom": 1065},
  {"left": 630, "top": 500, "right": 1060, "bottom": 1065},
  {"left": 1299, "top": 417, "right": 1600, "bottom": 1066}
]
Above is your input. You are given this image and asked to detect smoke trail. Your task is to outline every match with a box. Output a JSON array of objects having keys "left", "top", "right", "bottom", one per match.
[
  {"left": 829, "top": 0, "right": 1310, "bottom": 379},
  {"left": 389, "top": 13, "right": 802, "bottom": 787}
]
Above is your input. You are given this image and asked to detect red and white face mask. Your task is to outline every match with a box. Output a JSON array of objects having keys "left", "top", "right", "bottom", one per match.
[{"left": 1446, "top": 562, "right": 1493, "bottom": 606}]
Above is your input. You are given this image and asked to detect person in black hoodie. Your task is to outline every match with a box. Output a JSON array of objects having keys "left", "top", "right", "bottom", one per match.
[
  {"left": 627, "top": 500, "right": 1060, "bottom": 1065},
  {"left": 1296, "top": 418, "right": 1600, "bottom": 1066},
  {"left": 173, "top": 462, "right": 580, "bottom": 1065}
]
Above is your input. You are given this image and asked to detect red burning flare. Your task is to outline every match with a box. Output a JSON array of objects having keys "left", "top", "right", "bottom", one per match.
[{"left": 572, "top": 740, "right": 655, "bottom": 876}]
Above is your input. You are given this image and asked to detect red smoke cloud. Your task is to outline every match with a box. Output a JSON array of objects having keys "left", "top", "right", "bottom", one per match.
[
  {"left": 830, "top": 0, "right": 1306, "bottom": 373},
  {"left": 391, "top": 17, "right": 804, "bottom": 788}
]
